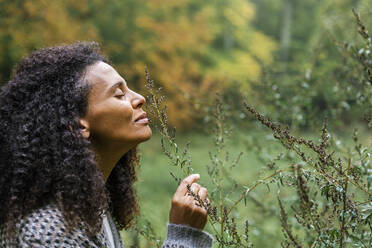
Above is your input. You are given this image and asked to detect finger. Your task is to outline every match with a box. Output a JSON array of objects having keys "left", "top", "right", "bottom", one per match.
[
  {"left": 198, "top": 187, "right": 207, "bottom": 201},
  {"left": 175, "top": 174, "right": 200, "bottom": 195},
  {"left": 189, "top": 183, "right": 201, "bottom": 196}
]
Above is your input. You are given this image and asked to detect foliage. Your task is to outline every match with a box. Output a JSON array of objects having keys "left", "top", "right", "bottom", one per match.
[
  {"left": 136, "top": 8, "right": 371, "bottom": 247},
  {"left": 144, "top": 68, "right": 256, "bottom": 247},
  {"left": 249, "top": 0, "right": 371, "bottom": 128},
  {"left": 244, "top": 104, "right": 371, "bottom": 247},
  {"left": 95, "top": 0, "right": 276, "bottom": 128},
  {"left": 0, "top": 0, "right": 276, "bottom": 129},
  {"left": 0, "top": 0, "right": 99, "bottom": 83}
]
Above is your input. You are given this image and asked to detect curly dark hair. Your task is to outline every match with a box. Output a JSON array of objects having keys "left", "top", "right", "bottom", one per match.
[{"left": 0, "top": 42, "right": 140, "bottom": 239}]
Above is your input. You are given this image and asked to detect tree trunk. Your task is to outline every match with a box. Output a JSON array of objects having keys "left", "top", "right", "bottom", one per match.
[{"left": 280, "top": 0, "right": 293, "bottom": 63}]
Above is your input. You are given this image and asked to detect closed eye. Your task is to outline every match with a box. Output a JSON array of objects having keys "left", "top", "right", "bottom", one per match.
[
  {"left": 115, "top": 94, "right": 126, "bottom": 99},
  {"left": 114, "top": 87, "right": 126, "bottom": 99}
]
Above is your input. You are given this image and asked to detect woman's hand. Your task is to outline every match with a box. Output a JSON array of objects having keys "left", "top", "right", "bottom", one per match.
[{"left": 169, "top": 174, "right": 208, "bottom": 230}]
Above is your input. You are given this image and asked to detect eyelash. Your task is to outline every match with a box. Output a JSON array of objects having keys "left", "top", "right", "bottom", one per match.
[
  {"left": 115, "top": 86, "right": 127, "bottom": 99},
  {"left": 115, "top": 93, "right": 126, "bottom": 99}
]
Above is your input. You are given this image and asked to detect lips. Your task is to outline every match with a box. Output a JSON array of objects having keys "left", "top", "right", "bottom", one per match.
[{"left": 134, "top": 113, "right": 149, "bottom": 124}]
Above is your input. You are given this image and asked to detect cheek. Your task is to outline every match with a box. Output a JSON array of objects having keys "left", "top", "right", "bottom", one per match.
[
  {"left": 89, "top": 101, "right": 134, "bottom": 137},
  {"left": 116, "top": 103, "right": 134, "bottom": 123}
]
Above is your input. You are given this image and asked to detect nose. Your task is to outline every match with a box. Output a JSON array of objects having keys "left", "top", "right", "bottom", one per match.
[{"left": 131, "top": 90, "right": 146, "bottom": 109}]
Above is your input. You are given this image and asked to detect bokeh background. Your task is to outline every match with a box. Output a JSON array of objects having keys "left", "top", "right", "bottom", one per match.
[{"left": 1, "top": 0, "right": 371, "bottom": 247}]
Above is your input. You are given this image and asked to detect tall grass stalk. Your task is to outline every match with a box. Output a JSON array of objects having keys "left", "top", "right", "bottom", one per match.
[{"left": 139, "top": 9, "right": 371, "bottom": 248}]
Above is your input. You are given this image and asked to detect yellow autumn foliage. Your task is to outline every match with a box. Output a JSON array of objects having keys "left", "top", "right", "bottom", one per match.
[
  {"left": 0, "top": 0, "right": 277, "bottom": 129},
  {"left": 0, "top": 0, "right": 99, "bottom": 57}
]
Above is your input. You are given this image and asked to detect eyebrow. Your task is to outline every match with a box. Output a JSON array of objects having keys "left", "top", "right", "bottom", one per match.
[{"left": 108, "top": 81, "right": 127, "bottom": 93}]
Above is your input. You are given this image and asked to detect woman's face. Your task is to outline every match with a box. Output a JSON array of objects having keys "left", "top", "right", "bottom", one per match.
[{"left": 81, "top": 61, "right": 152, "bottom": 150}]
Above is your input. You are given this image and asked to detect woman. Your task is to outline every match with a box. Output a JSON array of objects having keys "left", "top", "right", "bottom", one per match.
[{"left": 0, "top": 42, "right": 213, "bottom": 247}]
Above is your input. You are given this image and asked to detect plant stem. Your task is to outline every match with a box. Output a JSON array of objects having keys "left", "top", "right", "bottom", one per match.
[
  {"left": 226, "top": 169, "right": 288, "bottom": 217},
  {"left": 339, "top": 158, "right": 350, "bottom": 248},
  {"left": 290, "top": 142, "right": 371, "bottom": 197},
  {"left": 219, "top": 163, "right": 224, "bottom": 247}
]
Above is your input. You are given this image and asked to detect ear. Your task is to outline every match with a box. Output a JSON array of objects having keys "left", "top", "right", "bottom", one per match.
[{"left": 79, "top": 118, "right": 90, "bottom": 139}]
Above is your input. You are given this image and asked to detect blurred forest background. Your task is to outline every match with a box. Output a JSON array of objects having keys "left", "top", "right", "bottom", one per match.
[
  {"left": 1, "top": 0, "right": 370, "bottom": 129},
  {"left": 1, "top": 0, "right": 371, "bottom": 247}
]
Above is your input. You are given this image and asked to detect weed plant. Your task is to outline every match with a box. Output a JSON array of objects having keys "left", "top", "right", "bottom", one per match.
[
  {"left": 144, "top": 70, "right": 257, "bottom": 247},
  {"left": 251, "top": 10, "right": 371, "bottom": 130},
  {"left": 136, "top": 10, "right": 371, "bottom": 248}
]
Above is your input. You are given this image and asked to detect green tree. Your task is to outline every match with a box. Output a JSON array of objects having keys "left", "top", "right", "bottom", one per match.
[
  {"left": 251, "top": 0, "right": 372, "bottom": 127},
  {"left": 1, "top": 0, "right": 277, "bottom": 129},
  {"left": 0, "top": 0, "right": 99, "bottom": 84}
]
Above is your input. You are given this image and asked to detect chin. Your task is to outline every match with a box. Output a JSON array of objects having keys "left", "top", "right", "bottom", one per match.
[
  {"left": 143, "top": 127, "right": 152, "bottom": 141},
  {"left": 137, "top": 127, "right": 152, "bottom": 144}
]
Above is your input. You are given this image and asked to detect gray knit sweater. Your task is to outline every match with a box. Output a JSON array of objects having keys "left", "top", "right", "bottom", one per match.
[{"left": 0, "top": 204, "right": 213, "bottom": 248}]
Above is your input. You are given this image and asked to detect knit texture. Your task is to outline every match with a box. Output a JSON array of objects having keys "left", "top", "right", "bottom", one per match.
[
  {"left": 0, "top": 204, "right": 112, "bottom": 248},
  {"left": 162, "top": 224, "right": 213, "bottom": 248},
  {"left": 0, "top": 205, "right": 213, "bottom": 248}
]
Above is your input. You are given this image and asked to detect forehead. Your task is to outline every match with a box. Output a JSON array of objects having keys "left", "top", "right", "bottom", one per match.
[{"left": 84, "top": 61, "right": 123, "bottom": 90}]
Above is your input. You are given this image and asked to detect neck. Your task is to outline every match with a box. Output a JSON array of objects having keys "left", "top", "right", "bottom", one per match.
[{"left": 92, "top": 141, "right": 132, "bottom": 181}]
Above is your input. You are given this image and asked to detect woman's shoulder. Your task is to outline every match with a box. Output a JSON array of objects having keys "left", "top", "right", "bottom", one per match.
[
  {"left": 17, "top": 204, "right": 67, "bottom": 241},
  {"left": 19, "top": 204, "right": 64, "bottom": 228},
  {"left": 17, "top": 204, "right": 86, "bottom": 247},
  {"left": 1, "top": 204, "right": 107, "bottom": 248}
]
